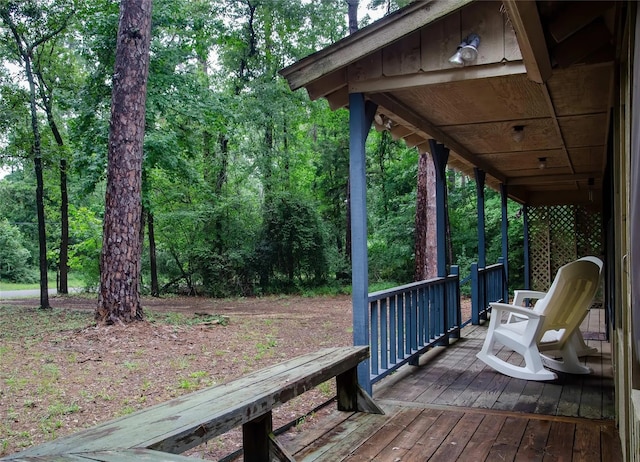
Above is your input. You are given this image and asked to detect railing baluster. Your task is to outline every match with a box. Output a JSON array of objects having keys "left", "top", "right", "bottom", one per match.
[
  {"left": 370, "top": 299, "right": 379, "bottom": 376},
  {"left": 411, "top": 289, "right": 418, "bottom": 353},
  {"left": 397, "top": 293, "right": 405, "bottom": 360},
  {"left": 389, "top": 295, "right": 397, "bottom": 366},
  {"left": 380, "top": 298, "right": 388, "bottom": 372}
]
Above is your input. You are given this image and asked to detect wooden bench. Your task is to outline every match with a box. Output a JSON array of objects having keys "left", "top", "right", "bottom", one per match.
[{"left": 2, "top": 346, "right": 382, "bottom": 462}]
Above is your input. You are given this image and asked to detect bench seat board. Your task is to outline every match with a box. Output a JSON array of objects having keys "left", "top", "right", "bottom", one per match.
[
  {"left": 6, "top": 449, "right": 208, "bottom": 461},
  {"left": 3, "top": 347, "right": 370, "bottom": 460}
]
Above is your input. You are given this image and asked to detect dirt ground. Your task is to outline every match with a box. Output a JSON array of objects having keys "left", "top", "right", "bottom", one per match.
[{"left": 0, "top": 294, "right": 355, "bottom": 460}]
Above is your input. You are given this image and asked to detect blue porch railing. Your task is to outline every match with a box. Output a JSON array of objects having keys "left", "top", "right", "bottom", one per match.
[
  {"left": 367, "top": 266, "right": 461, "bottom": 384},
  {"left": 470, "top": 259, "right": 506, "bottom": 325}
]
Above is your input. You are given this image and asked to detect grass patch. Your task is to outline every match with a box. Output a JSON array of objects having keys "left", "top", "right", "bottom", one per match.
[
  {"left": 0, "top": 272, "right": 84, "bottom": 291},
  {"left": 146, "top": 311, "right": 229, "bottom": 326},
  {"left": 0, "top": 307, "right": 92, "bottom": 341}
]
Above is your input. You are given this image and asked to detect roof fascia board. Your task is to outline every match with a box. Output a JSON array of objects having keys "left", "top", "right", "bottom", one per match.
[
  {"left": 349, "top": 61, "right": 527, "bottom": 93},
  {"left": 280, "top": 0, "right": 474, "bottom": 91}
]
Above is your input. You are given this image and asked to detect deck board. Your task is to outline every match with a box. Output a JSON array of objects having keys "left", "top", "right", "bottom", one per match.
[{"left": 285, "top": 308, "right": 620, "bottom": 461}]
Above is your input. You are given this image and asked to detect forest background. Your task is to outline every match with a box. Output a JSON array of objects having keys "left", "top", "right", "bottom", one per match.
[{"left": 0, "top": 0, "right": 524, "bottom": 302}]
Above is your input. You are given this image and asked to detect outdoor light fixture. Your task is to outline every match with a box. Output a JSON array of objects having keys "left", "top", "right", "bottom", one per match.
[
  {"left": 449, "top": 33, "right": 481, "bottom": 66},
  {"left": 538, "top": 157, "right": 547, "bottom": 169},
  {"left": 374, "top": 113, "right": 393, "bottom": 130},
  {"left": 588, "top": 177, "right": 595, "bottom": 202},
  {"left": 512, "top": 125, "right": 525, "bottom": 143}
]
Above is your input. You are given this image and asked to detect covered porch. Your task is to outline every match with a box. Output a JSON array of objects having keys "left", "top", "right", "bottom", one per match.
[
  {"left": 282, "top": 308, "right": 620, "bottom": 460},
  {"left": 281, "top": 0, "right": 640, "bottom": 459}
]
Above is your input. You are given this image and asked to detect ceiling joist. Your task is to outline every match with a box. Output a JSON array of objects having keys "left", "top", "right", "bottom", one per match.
[{"left": 502, "top": 0, "right": 552, "bottom": 84}]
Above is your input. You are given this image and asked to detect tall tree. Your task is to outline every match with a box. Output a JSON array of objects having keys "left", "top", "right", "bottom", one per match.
[
  {"left": 414, "top": 152, "right": 437, "bottom": 280},
  {"left": 96, "top": 0, "right": 152, "bottom": 324},
  {"left": 0, "top": 0, "right": 73, "bottom": 309},
  {"left": 347, "top": 0, "right": 359, "bottom": 34},
  {"left": 35, "top": 53, "right": 70, "bottom": 293}
]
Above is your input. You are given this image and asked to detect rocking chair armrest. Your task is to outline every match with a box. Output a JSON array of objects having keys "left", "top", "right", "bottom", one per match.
[
  {"left": 513, "top": 290, "right": 547, "bottom": 306},
  {"left": 490, "top": 301, "right": 544, "bottom": 320}
]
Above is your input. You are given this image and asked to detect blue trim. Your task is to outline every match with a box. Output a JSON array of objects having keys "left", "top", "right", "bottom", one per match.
[
  {"left": 474, "top": 168, "right": 486, "bottom": 268},
  {"left": 429, "top": 140, "right": 449, "bottom": 278},
  {"left": 349, "top": 92, "right": 373, "bottom": 395},
  {"left": 500, "top": 183, "right": 509, "bottom": 302}
]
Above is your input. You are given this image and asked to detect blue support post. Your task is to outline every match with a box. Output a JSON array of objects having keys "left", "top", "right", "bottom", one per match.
[
  {"left": 349, "top": 93, "right": 376, "bottom": 395},
  {"left": 500, "top": 183, "right": 509, "bottom": 302},
  {"left": 523, "top": 205, "right": 530, "bottom": 290},
  {"left": 429, "top": 140, "right": 449, "bottom": 278},
  {"left": 471, "top": 262, "right": 479, "bottom": 325},
  {"left": 474, "top": 168, "right": 486, "bottom": 269},
  {"left": 450, "top": 265, "right": 461, "bottom": 338}
]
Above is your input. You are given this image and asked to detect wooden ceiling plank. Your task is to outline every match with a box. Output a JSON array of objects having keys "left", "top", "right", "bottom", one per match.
[
  {"left": 548, "top": 1, "right": 613, "bottom": 43},
  {"left": 280, "top": 0, "right": 473, "bottom": 91},
  {"left": 553, "top": 21, "right": 612, "bottom": 68},
  {"left": 540, "top": 83, "right": 575, "bottom": 174},
  {"left": 502, "top": 0, "right": 552, "bottom": 84},
  {"left": 371, "top": 92, "right": 507, "bottom": 183},
  {"left": 349, "top": 61, "right": 526, "bottom": 93}
]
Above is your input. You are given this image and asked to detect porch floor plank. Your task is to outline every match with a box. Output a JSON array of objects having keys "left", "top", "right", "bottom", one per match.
[{"left": 285, "top": 308, "right": 621, "bottom": 461}]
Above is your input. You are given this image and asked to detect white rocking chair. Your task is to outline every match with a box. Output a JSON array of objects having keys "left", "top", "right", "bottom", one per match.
[
  {"left": 509, "top": 256, "right": 603, "bottom": 357},
  {"left": 476, "top": 259, "right": 601, "bottom": 381}
]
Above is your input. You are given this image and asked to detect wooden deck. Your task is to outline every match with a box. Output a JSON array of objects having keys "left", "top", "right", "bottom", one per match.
[{"left": 282, "top": 308, "right": 622, "bottom": 461}]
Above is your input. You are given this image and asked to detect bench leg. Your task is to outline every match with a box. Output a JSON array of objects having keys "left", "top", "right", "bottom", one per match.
[
  {"left": 242, "top": 411, "right": 295, "bottom": 462},
  {"left": 336, "top": 367, "right": 384, "bottom": 415}
]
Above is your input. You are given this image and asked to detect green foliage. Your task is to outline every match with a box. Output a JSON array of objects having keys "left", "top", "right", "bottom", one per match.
[
  {"left": 67, "top": 205, "right": 103, "bottom": 290},
  {"left": 0, "top": 218, "right": 36, "bottom": 283},
  {"left": 447, "top": 172, "right": 524, "bottom": 292},
  {"left": 0, "top": 1, "right": 527, "bottom": 300},
  {"left": 367, "top": 130, "right": 418, "bottom": 282},
  {"left": 257, "top": 192, "right": 329, "bottom": 291}
]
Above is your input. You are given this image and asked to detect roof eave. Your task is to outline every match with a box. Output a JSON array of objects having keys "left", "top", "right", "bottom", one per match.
[{"left": 279, "top": 0, "right": 474, "bottom": 91}]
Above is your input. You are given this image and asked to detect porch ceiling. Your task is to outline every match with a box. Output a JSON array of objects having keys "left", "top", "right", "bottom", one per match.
[{"left": 280, "top": 0, "right": 620, "bottom": 208}]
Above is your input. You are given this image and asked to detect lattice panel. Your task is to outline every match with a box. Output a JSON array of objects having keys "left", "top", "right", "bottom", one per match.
[
  {"left": 529, "top": 207, "right": 551, "bottom": 290},
  {"left": 528, "top": 205, "right": 603, "bottom": 292}
]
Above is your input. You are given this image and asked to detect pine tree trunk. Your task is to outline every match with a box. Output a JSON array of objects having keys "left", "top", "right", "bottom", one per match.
[
  {"left": 59, "top": 158, "right": 69, "bottom": 294},
  {"left": 96, "top": 0, "right": 152, "bottom": 324},
  {"left": 25, "top": 57, "right": 50, "bottom": 310},
  {"left": 347, "top": 0, "right": 359, "bottom": 34},
  {"left": 148, "top": 210, "right": 159, "bottom": 297},
  {"left": 415, "top": 153, "right": 428, "bottom": 281},
  {"left": 415, "top": 152, "right": 438, "bottom": 281}
]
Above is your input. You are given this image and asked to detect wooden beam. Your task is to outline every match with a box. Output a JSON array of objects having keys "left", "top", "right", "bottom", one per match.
[
  {"left": 370, "top": 92, "right": 507, "bottom": 184},
  {"left": 280, "top": 0, "right": 473, "bottom": 91},
  {"left": 348, "top": 61, "right": 527, "bottom": 93},
  {"left": 502, "top": 0, "right": 552, "bottom": 84},
  {"left": 553, "top": 21, "right": 612, "bottom": 68},
  {"left": 508, "top": 172, "right": 602, "bottom": 186},
  {"left": 305, "top": 68, "right": 347, "bottom": 101},
  {"left": 527, "top": 190, "right": 602, "bottom": 208},
  {"left": 548, "top": 1, "right": 613, "bottom": 43}
]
